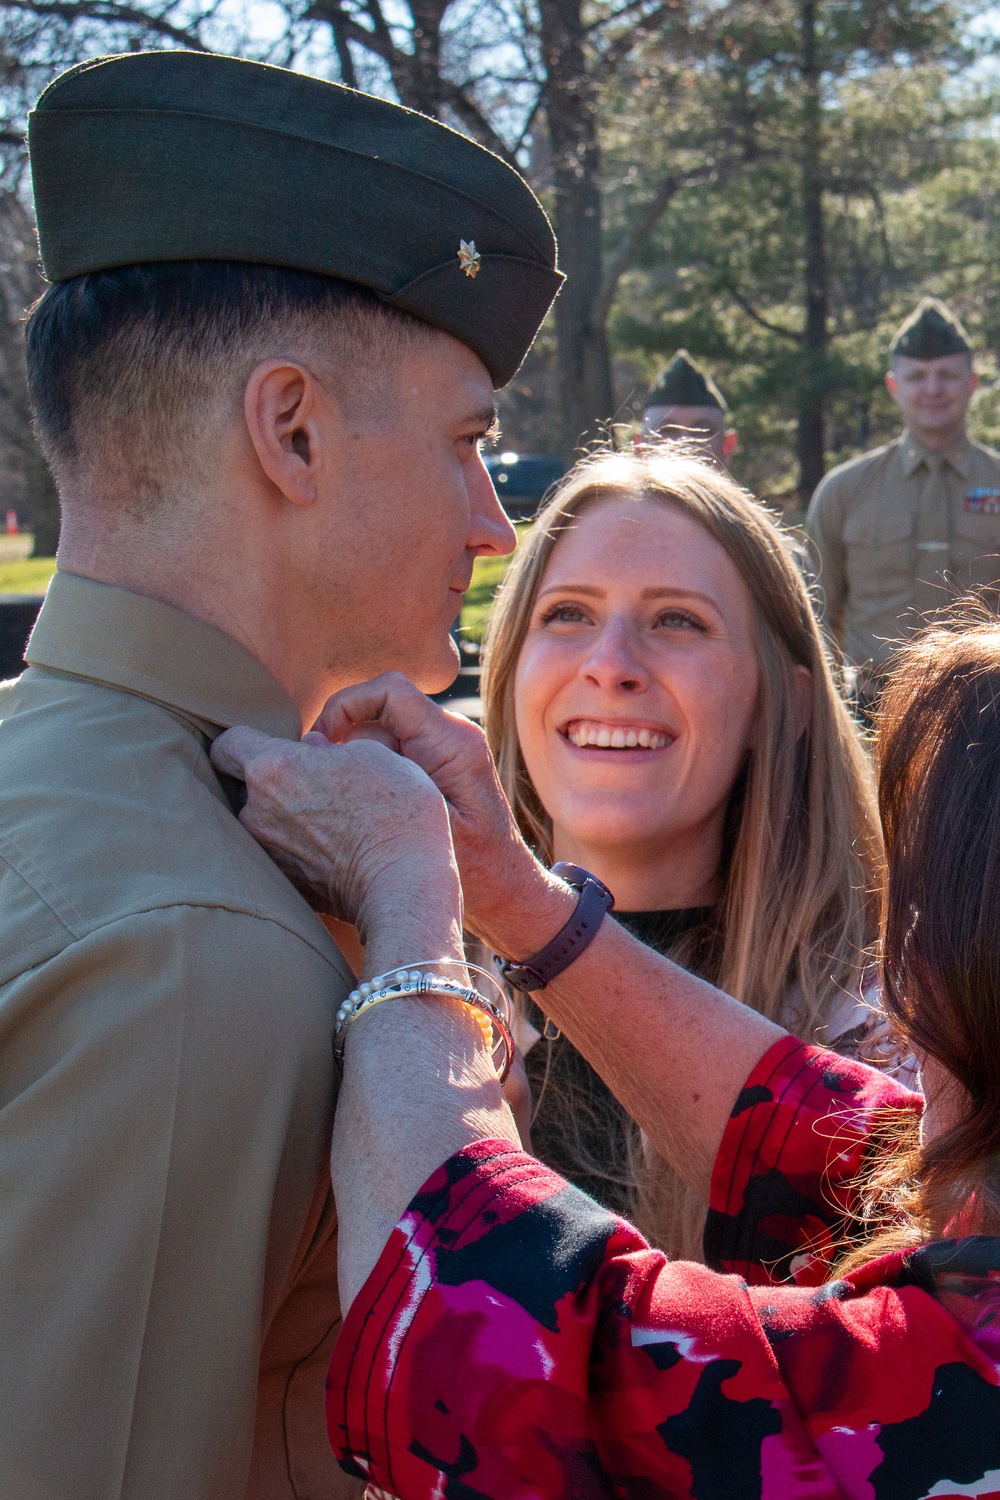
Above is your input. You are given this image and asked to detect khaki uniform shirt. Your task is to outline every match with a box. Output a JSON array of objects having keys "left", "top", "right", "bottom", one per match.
[
  {"left": 0, "top": 573, "right": 360, "bottom": 1500},
  {"left": 805, "top": 430, "right": 1000, "bottom": 679}
]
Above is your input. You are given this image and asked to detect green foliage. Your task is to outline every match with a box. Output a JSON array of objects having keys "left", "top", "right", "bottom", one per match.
[
  {"left": 460, "top": 526, "right": 530, "bottom": 643},
  {"left": 601, "top": 0, "right": 1000, "bottom": 498}
]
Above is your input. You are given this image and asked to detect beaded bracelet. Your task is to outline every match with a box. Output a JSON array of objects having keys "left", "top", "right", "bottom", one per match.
[{"left": 334, "top": 959, "right": 514, "bottom": 1084}]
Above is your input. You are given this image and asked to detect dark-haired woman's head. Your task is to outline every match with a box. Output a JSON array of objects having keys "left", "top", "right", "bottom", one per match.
[{"left": 876, "top": 614, "right": 1000, "bottom": 1237}]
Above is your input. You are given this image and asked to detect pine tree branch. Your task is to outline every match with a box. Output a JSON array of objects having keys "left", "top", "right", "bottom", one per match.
[
  {"left": 596, "top": 163, "right": 713, "bottom": 325},
  {"left": 0, "top": 0, "right": 210, "bottom": 48},
  {"left": 725, "top": 282, "right": 802, "bottom": 342}
]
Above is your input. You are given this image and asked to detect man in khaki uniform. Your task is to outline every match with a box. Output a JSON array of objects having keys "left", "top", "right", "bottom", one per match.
[
  {"left": 0, "top": 50, "right": 560, "bottom": 1499},
  {"left": 806, "top": 298, "right": 1000, "bottom": 708}
]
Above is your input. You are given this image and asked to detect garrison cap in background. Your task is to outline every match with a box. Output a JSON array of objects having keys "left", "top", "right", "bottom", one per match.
[
  {"left": 645, "top": 350, "right": 726, "bottom": 412},
  {"left": 889, "top": 297, "right": 973, "bottom": 362},
  {"left": 28, "top": 50, "right": 563, "bottom": 388}
]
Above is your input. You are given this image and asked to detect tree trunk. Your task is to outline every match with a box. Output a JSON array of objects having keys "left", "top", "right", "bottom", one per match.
[
  {"left": 538, "top": 0, "right": 614, "bottom": 457},
  {"left": 395, "top": 0, "right": 448, "bottom": 116},
  {"left": 798, "top": 0, "right": 828, "bottom": 500}
]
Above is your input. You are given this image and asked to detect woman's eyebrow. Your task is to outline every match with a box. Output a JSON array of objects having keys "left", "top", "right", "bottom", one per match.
[
  {"left": 639, "top": 587, "right": 720, "bottom": 608},
  {"left": 537, "top": 583, "right": 605, "bottom": 599},
  {"left": 537, "top": 582, "right": 721, "bottom": 608}
]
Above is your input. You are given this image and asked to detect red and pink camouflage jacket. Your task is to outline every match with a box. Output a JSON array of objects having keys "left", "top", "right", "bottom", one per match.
[{"left": 326, "top": 1034, "right": 1000, "bottom": 1497}]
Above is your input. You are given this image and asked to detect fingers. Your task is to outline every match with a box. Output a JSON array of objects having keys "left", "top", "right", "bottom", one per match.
[
  {"left": 311, "top": 671, "right": 432, "bottom": 748},
  {"left": 209, "top": 725, "right": 457, "bottom": 926},
  {"left": 311, "top": 673, "right": 490, "bottom": 794},
  {"left": 347, "top": 723, "right": 401, "bottom": 752},
  {"left": 210, "top": 725, "right": 279, "bottom": 779}
]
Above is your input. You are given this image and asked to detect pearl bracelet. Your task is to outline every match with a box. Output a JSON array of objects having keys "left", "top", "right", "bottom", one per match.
[{"left": 334, "top": 960, "right": 514, "bottom": 1083}]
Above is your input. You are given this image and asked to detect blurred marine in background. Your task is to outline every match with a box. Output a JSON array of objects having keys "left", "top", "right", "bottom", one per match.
[
  {"left": 807, "top": 297, "right": 1000, "bottom": 714},
  {"left": 642, "top": 348, "right": 737, "bottom": 466}
]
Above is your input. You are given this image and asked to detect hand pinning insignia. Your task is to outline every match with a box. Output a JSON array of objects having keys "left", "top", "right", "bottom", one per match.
[{"left": 458, "top": 239, "right": 482, "bottom": 279}]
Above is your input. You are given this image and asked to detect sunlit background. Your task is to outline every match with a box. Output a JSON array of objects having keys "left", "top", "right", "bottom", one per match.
[{"left": 0, "top": 0, "right": 998, "bottom": 562}]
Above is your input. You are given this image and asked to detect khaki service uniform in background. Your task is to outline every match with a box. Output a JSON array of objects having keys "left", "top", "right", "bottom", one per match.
[
  {"left": 806, "top": 430, "right": 1000, "bottom": 692},
  {"left": 0, "top": 572, "right": 358, "bottom": 1499}
]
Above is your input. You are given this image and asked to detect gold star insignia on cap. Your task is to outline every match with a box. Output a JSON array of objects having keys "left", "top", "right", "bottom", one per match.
[{"left": 458, "top": 239, "right": 481, "bottom": 279}]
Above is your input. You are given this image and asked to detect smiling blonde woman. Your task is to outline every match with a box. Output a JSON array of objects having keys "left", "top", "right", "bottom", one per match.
[{"left": 480, "top": 448, "right": 887, "bottom": 1261}]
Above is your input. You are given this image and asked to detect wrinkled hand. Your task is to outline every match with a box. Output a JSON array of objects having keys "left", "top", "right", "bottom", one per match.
[
  {"left": 210, "top": 727, "right": 458, "bottom": 939},
  {"left": 310, "top": 672, "right": 544, "bottom": 942}
]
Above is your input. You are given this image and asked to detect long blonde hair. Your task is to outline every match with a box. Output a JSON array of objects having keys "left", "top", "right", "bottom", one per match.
[{"left": 481, "top": 449, "right": 884, "bottom": 1255}]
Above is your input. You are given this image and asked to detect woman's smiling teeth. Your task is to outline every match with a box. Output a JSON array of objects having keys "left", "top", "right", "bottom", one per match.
[{"left": 565, "top": 721, "right": 672, "bottom": 750}]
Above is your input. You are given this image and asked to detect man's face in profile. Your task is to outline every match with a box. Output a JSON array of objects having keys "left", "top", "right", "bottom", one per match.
[
  {"left": 309, "top": 332, "right": 516, "bottom": 697},
  {"left": 643, "top": 404, "right": 737, "bottom": 466}
]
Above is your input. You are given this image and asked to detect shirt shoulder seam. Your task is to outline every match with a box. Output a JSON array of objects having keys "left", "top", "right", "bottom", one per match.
[
  {"left": 0, "top": 882, "right": 351, "bottom": 982},
  {"left": 826, "top": 443, "right": 900, "bottom": 492},
  {"left": 92, "top": 900, "right": 351, "bottom": 974}
]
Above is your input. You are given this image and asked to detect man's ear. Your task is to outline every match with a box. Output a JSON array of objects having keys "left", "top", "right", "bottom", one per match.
[
  {"left": 793, "top": 663, "right": 813, "bottom": 741},
  {"left": 244, "top": 358, "right": 330, "bottom": 507},
  {"left": 885, "top": 369, "right": 900, "bottom": 402},
  {"left": 722, "top": 429, "right": 738, "bottom": 461}
]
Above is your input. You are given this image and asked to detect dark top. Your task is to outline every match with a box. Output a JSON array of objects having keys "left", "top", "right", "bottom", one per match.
[{"left": 524, "top": 906, "right": 713, "bottom": 1215}]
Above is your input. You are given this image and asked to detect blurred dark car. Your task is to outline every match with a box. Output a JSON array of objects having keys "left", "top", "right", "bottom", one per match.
[
  {"left": 485, "top": 452, "right": 566, "bottom": 518},
  {"left": 0, "top": 594, "right": 44, "bottom": 680}
]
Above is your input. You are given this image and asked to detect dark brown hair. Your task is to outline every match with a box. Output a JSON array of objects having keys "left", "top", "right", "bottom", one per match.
[
  {"left": 867, "top": 615, "right": 1000, "bottom": 1244},
  {"left": 25, "top": 261, "right": 432, "bottom": 503}
]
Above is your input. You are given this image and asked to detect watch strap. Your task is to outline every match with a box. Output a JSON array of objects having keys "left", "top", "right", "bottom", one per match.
[{"left": 495, "top": 861, "right": 614, "bottom": 992}]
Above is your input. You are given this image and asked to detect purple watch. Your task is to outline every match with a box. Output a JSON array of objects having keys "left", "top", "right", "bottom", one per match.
[{"left": 494, "top": 861, "right": 615, "bottom": 992}]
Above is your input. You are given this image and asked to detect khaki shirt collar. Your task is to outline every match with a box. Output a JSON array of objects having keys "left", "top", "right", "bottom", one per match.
[
  {"left": 25, "top": 572, "right": 302, "bottom": 741},
  {"left": 901, "top": 429, "right": 972, "bottom": 480}
]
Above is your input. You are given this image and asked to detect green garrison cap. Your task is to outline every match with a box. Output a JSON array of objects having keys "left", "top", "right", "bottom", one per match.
[
  {"left": 645, "top": 350, "right": 726, "bottom": 411},
  {"left": 28, "top": 51, "right": 564, "bottom": 387},
  {"left": 890, "top": 297, "right": 972, "bottom": 361}
]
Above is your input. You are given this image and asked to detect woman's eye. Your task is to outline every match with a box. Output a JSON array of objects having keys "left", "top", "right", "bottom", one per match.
[
  {"left": 539, "top": 603, "right": 591, "bottom": 625},
  {"left": 654, "top": 609, "right": 707, "bottom": 632}
]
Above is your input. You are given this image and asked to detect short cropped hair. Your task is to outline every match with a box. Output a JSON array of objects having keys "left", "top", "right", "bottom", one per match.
[
  {"left": 888, "top": 349, "right": 974, "bottom": 372},
  {"left": 25, "top": 260, "right": 435, "bottom": 500}
]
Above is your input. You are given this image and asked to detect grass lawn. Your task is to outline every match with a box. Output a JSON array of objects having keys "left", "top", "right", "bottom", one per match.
[
  {"left": 0, "top": 537, "right": 526, "bottom": 643},
  {"left": 0, "top": 556, "right": 56, "bottom": 594},
  {"left": 460, "top": 523, "right": 529, "bottom": 644}
]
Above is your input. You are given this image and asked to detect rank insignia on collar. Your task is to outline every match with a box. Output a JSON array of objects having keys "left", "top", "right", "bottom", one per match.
[
  {"left": 457, "top": 239, "right": 481, "bottom": 279},
  {"left": 967, "top": 488, "right": 1000, "bottom": 514}
]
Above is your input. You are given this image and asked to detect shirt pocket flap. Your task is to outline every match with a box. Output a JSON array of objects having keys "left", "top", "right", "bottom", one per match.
[{"left": 842, "top": 505, "right": 911, "bottom": 549}]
